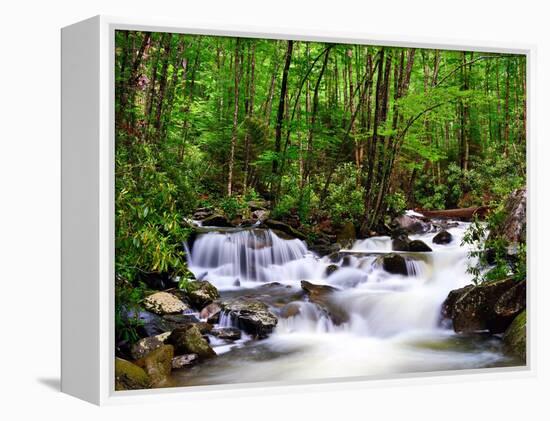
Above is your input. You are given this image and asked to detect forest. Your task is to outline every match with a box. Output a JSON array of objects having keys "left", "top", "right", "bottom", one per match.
[
  {"left": 115, "top": 31, "right": 526, "bottom": 282},
  {"left": 114, "top": 30, "right": 527, "bottom": 389}
]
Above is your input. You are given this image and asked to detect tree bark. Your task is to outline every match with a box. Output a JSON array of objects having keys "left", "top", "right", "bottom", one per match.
[
  {"left": 272, "top": 40, "right": 294, "bottom": 189},
  {"left": 227, "top": 39, "right": 242, "bottom": 196}
]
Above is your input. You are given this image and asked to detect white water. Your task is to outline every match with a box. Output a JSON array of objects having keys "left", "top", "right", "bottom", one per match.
[{"left": 180, "top": 221, "right": 513, "bottom": 385}]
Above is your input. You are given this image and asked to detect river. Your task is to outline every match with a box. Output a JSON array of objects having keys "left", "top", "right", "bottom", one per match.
[{"left": 172, "top": 220, "right": 519, "bottom": 386}]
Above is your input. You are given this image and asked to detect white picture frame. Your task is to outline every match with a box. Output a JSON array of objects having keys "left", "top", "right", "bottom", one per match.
[{"left": 61, "top": 15, "right": 535, "bottom": 406}]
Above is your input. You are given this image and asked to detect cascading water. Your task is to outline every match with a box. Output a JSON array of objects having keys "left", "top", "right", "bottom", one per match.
[
  {"left": 186, "top": 228, "right": 322, "bottom": 289},
  {"left": 176, "top": 220, "right": 515, "bottom": 386}
]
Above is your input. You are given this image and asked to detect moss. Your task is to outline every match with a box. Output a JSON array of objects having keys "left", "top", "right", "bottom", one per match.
[
  {"left": 168, "top": 325, "right": 216, "bottom": 359},
  {"left": 135, "top": 344, "right": 174, "bottom": 387},
  {"left": 115, "top": 357, "right": 151, "bottom": 391},
  {"left": 502, "top": 310, "right": 527, "bottom": 362}
]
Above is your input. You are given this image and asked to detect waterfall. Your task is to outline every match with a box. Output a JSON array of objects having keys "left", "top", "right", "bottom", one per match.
[
  {"left": 173, "top": 220, "right": 510, "bottom": 386},
  {"left": 186, "top": 223, "right": 476, "bottom": 334},
  {"left": 185, "top": 228, "right": 316, "bottom": 288}
]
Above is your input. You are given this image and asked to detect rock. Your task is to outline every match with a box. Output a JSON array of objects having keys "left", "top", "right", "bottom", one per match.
[
  {"left": 442, "top": 278, "right": 526, "bottom": 334},
  {"left": 301, "top": 280, "right": 339, "bottom": 298},
  {"left": 325, "top": 264, "right": 339, "bottom": 277},
  {"left": 201, "top": 214, "right": 233, "bottom": 227},
  {"left": 280, "top": 302, "right": 302, "bottom": 318},
  {"left": 194, "top": 321, "right": 213, "bottom": 334},
  {"left": 380, "top": 254, "right": 408, "bottom": 276},
  {"left": 193, "top": 207, "right": 214, "bottom": 220},
  {"left": 220, "top": 298, "right": 278, "bottom": 338},
  {"left": 408, "top": 240, "right": 432, "bottom": 252},
  {"left": 392, "top": 238, "right": 410, "bottom": 251},
  {"left": 143, "top": 292, "right": 188, "bottom": 315},
  {"left": 300, "top": 281, "right": 348, "bottom": 325},
  {"left": 488, "top": 187, "right": 527, "bottom": 256},
  {"left": 264, "top": 219, "right": 307, "bottom": 241},
  {"left": 134, "top": 345, "right": 174, "bottom": 388},
  {"left": 248, "top": 200, "right": 270, "bottom": 211},
  {"left": 495, "top": 280, "right": 527, "bottom": 318},
  {"left": 335, "top": 221, "right": 356, "bottom": 248},
  {"left": 251, "top": 209, "right": 270, "bottom": 222},
  {"left": 502, "top": 310, "right": 527, "bottom": 362},
  {"left": 162, "top": 313, "right": 200, "bottom": 327},
  {"left": 185, "top": 281, "right": 220, "bottom": 309},
  {"left": 211, "top": 327, "right": 242, "bottom": 341},
  {"left": 115, "top": 357, "right": 151, "bottom": 391},
  {"left": 129, "top": 310, "right": 199, "bottom": 338},
  {"left": 230, "top": 215, "right": 243, "bottom": 226},
  {"left": 130, "top": 332, "right": 170, "bottom": 360},
  {"left": 433, "top": 230, "right": 453, "bottom": 245},
  {"left": 392, "top": 214, "right": 431, "bottom": 235},
  {"left": 310, "top": 241, "right": 341, "bottom": 257},
  {"left": 167, "top": 325, "right": 216, "bottom": 359},
  {"left": 199, "top": 302, "right": 222, "bottom": 323},
  {"left": 171, "top": 354, "right": 199, "bottom": 369}
]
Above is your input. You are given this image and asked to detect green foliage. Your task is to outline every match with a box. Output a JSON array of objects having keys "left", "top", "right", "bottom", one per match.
[
  {"left": 385, "top": 191, "right": 407, "bottom": 216},
  {"left": 115, "top": 277, "right": 146, "bottom": 344},
  {"left": 219, "top": 195, "right": 247, "bottom": 220},
  {"left": 462, "top": 207, "right": 526, "bottom": 285},
  {"left": 116, "top": 141, "right": 193, "bottom": 283},
  {"left": 323, "top": 163, "right": 365, "bottom": 225}
]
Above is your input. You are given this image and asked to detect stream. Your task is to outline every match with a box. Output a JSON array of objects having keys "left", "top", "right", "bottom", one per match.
[{"left": 173, "top": 221, "right": 519, "bottom": 386}]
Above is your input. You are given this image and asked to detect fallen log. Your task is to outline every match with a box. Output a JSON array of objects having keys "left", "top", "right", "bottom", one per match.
[{"left": 414, "top": 206, "right": 490, "bottom": 221}]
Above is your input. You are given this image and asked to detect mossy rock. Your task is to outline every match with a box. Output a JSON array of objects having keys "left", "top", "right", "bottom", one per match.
[
  {"left": 503, "top": 310, "right": 527, "bottom": 362},
  {"left": 168, "top": 324, "right": 216, "bottom": 359},
  {"left": 115, "top": 357, "right": 151, "bottom": 391},
  {"left": 135, "top": 344, "right": 174, "bottom": 387},
  {"left": 185, "top": 281, "right": 220, "bottom": 309}
]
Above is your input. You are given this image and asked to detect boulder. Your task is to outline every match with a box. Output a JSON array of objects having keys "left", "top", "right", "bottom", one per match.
[
  {"left": 379, "top": 254, "right": 408, "bottom": 276},
  {"left": 335, "top": 221, "right": 356, "bottom": 248},
  {"left": 168, "top": 324, "right": 216, "bottom": 359},
  {"left": 325, "top": 264, "right": 339, "bottom": 277},
  {"left": 251, "top": 209, "right": 270, "bottom": 222},
  {"left": 193, "top": 207, "right": 214, "bottom": 220},
  {"left": 408, "top": 240, "right": 432, "bottom": 252},
  {"left": 301, "top": 280, "right": 339, "bottom": 299},
  {"left": 171, "top": 354, "right": 199, "bottom": 369},
  {"left": 134, "top": 345, "right": 174, "bottom": 388},
  {"left": 433, "top": 230, "right": 453, "bottom": 245},
  {"left": 199, "top": 302, "right": 222, "bottom": 323},
  {"left": 392, "top": 238, "right": 410, "bottom": 251},
  {"left": 442, "top": 278, "right": 526, "bottom": 334},
  {"left": 143, "top": 292, "right": 188, "bottom": 315},
  {"left": 129, "top": 332, "right": 171, "bottom": 360},
  {"left": 201, "top": 214, "right": 233, "bottom": 227},
  {"left": 220, "top": 298, "right": 278, "bottom": 338},
  {"left": 280, "top": 302, "right": 302, "bottom": 318},
  {"left": 392, "top": 214, "right": 431, "bottom": 235},
  {"left": 300, "top": 281, "right": 348, "bottom": 325},
  {"left": 211, "top": 327, "right": 242, "bottom": 341},
  {"left": 115, "top": 357, "right": 151, "bottom": 391},
  {"left": 502, "top": 310, "right": 527, "bottom": 362},
  {"left": 264, "top": 219, "right": 307, "bottom": 240},
  {"left": 185, "top": 281, "right": 220, "bottom": 309}
]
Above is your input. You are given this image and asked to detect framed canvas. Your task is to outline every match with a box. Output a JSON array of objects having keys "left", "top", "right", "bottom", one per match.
[{"left": 61, "top": 15, "right": 533, "bottom": 405}]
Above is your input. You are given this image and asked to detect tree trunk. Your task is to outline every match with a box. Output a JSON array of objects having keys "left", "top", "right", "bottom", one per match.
[
  {"left": 227, "top": 38, "right": 242, "bottom": 196},
  {"left": 243, "top": 42, "right": 256, "bottom": 192},
  {"left": 272, "top": 40, "right": 294, "bottom": 194}
]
